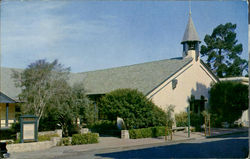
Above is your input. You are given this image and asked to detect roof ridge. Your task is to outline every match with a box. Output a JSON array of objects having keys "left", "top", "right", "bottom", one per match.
[{"left": 77, "top": 57, "right": 187, "bottom": 74}]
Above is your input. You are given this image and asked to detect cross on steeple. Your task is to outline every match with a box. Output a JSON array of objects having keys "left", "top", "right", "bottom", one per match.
[{"left": 189, "top": 0, "right": 191, "bottom": 16}]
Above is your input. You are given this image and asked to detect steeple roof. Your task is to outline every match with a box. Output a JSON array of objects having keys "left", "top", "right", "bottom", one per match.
[{"left": 181, "top": 15, "right": 201, "bottom": 44}]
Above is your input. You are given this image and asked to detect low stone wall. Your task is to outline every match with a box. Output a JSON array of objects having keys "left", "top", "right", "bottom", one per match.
[
  {"left": 39, "top": 129, "right": 62, "bottom": 138},
  {"left": 9, "top": 129, "right": 62, "bottom": 153},
  {"left": 7, "top": 137, "right": 61, "bottom": 153},
  {"left": 7, "top": 141, "right": 53, "bottom": 153},
  {"left": 38, "top": 130, "right": 56, "bottom": 136}
]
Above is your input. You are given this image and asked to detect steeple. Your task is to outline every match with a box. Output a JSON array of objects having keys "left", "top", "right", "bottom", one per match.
[{"left": 181, "top": 13, "right": 201, "bottom": 61}]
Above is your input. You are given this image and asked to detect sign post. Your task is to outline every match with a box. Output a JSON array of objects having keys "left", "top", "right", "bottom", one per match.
[{"left": 20, "top": 115, "right": 38, "bottom": 143}]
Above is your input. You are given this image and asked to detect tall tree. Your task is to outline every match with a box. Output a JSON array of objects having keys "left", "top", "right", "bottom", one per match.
[
  {"left": 200, "top": 23, "right": 248, "bottom": 77},
  {"left": 12, "top": 59, "right": 70, "bottom": 128}
]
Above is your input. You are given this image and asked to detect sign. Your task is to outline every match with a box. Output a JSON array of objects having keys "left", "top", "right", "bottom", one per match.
[
  {"left": 20, "top": 115, "right": 38, "bottom": 143},
  {"left": 117, "top": 117, "right": 126, "bottom": 130},
  {"left": 23, "top": 123, "right": 35, "bottom": 140}
]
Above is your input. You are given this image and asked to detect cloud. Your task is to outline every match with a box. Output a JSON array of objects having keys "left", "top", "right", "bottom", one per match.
[{"left": 1, "top": 1, "right": 124, "bottom": 71}]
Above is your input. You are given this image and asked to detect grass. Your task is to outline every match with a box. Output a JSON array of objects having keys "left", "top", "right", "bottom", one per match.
[{"left": 38, "top": 133, "right": 60, "bottom": 141}]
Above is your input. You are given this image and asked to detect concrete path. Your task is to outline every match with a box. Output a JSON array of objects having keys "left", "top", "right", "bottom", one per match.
[{"left": 9, "top": 127, "right": 248, "bottom": 159}]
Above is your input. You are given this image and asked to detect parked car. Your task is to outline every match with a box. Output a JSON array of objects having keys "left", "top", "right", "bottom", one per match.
[{"left": 0, "top": 142, "right": 10, "bottom": 158}]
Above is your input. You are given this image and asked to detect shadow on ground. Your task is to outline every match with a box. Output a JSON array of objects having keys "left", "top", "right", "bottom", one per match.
[
  {"left": 96, "top": 135, "right": 249, "bottom": 158},
  {"left": 208, "top": 131, "right": 249, "bottom": 139}
]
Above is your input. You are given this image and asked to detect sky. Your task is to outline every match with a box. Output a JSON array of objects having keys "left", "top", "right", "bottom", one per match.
[{"left": 1, "top": 0, "right": 248, "bottom": 73}]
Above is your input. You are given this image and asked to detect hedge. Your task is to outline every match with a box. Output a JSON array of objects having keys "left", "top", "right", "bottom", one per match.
[
  {"left": 0, "top": 129, "right": 16, "bottom": 140},
  {"left": 129, "top": 126, "right": 170, "bottom": 139},
  {"left": 71, "top": 133, "right": 99, "bottom": 145},
  {"left": 88, "top": 120, "right": 120, "bottom": 136},
  {"left": 99, "top": 89, "right": 167, "bottom": 129}
]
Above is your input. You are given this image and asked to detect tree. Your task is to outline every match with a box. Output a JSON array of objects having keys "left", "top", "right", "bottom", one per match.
[
  {"left": 200, "top": 23, "right": 248, "bottom": 77},
  {"left": 12, "top": 59, "right": 70, "bottom": 128},
  {"left": 50, "top": 82, "right": 93, "bottom": 136},
  {"left": 99, "top": 89, "right": 167, "bottom": 129},
  {"left": 209, "top": 81, "right": 248, "bottom": 127}
]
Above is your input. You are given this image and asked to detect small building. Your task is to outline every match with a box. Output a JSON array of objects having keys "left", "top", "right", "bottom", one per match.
[
  {"left": 0, "top": 67, "right": 22, "bottom": 129},
  {"left": 0, "top": 92, "right": 18, "bottom": 129}
]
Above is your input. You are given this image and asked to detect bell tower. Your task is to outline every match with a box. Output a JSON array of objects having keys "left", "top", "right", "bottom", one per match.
[{"left": 181, "top": 12, "right": 201, "bottom": 61}]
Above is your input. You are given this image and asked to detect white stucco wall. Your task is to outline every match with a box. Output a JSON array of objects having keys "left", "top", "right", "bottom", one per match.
[{"left": 147, "top": 53, "right": 218, "bottom": 114}]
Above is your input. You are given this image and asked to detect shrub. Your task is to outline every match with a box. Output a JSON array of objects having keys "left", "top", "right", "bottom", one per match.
[
  {"left": 99, "top": 89, "right": 167, "bottom": 129},
  {"left": 10, "top": 122, "right": 20, "bottom": 133},
  {"left": 68, "top": 124, "right": 81, "bottom": 137},
  {"left": 175, "top": 111, "right": 204, "bottom": 132},
  {"left": 209, "top": 81, "right": 248, "bottom": 126},
  {"left": 129, "top": 126, "right": 168, "bottom": 139},
  {"left": 71, "top": 133, "right": 99, "bottom": 145},
  {"left": 0, "top": 129, "right": 16, "bottom": 140},
  {"left": 58, "top": 137, "right": 71, "bottom": 146},
  {"left": 175, "top": 112, "right": 188, "bottom": 127},
  {"left": 88, "top": 120, "right": 120, "bottom": 136},
  {"left": 190, "top": 112, "right": 204, "bottom": 132}
]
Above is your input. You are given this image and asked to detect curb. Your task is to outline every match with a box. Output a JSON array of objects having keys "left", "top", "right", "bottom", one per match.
[{"left": 205, "top": 130, "right": 248, "bottom": 138}]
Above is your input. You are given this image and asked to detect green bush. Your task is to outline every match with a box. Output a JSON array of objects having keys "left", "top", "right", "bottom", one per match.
[
  {"left": 38, "top": 133, "right": 60, "bottom": 142},
  {"left": 58, "top": 137, "right": 71, "bottom": 146},
  {"left": 10, "top": 122, "right": 20, "bottom": 133},
  {"left": 88, "top": 120, "right": 120, "bottom": 136},
  {"left": 209, "top": 81, "right": 248, "bottom": 126},
  {"left": 0, "top": 129, "right": 16, "bottom": 140},
  {"left": 190, "top": 112, "right": 204, "bottom": 132},
  {"left": 71, "top": 133, "right": 99, "bottom": 145},
  {"left": 129, "top": 126, "right": 168, "bottom": 139},
  {"left": 99, "top": 89, "right": 167, "bottom": 129},
  {"left": 175, "top": 112, "right": 188, "bottom": 127}
]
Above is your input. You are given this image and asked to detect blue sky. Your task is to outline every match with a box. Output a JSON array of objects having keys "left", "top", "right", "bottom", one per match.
[{"left": 1, "top": 0, "right": 248, "bottom": 73}]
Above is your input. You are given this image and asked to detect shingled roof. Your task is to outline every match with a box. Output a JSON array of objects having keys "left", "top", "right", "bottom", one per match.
[
  {"left": 69, "top": 57, "right": 193, "bottom": 95},
  {"left": 1, "top": 57, "right": 193, "bottom": 98},
  {"left": 1, "top": 67, "right": 23, "bottom": 100},
  {"left": 0, "top": 92, "right": 16, "bottom": 103},
  {"left": 181, "top": 15, "right": 201, "bottom": 44}
]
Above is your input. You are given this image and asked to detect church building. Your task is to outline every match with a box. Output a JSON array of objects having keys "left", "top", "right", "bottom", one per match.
[
  {"left": 69, "top": 15, "right": 219, "bottom": 114},
  {"left": 0, "top": 14, "right": 219, "bottom": 129}
]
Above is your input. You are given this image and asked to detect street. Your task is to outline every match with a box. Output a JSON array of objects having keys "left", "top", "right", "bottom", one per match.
[{"left": 54, "top": 132, "right": 248, "bottom": 159}]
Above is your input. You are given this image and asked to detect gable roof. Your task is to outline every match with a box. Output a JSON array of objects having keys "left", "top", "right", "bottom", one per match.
[
  {"left": 1, "top": 58, "right": 193, "bottom": 98},
  {"left": 200, "top": 60, "right": 220, "bottom": 82},
  {"left": 1, "top": 67, "right": 23, "bottom": 100},
  {"left": 0, "top": 92, "right": 16, "bottom": 103},
  {"left": 69, "top": 57, "right": 193, "bottom": 95}
]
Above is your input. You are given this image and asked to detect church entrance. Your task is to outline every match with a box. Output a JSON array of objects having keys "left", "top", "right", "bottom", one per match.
[{"left": 189, "top": 95, "right": 207, "bottom": 115}]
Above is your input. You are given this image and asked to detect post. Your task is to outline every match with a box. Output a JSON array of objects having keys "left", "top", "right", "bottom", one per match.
[
  {"left": 208, "top": 115, "right": 211, "bottom": 136},
  {"left": 165, "top": 126, "right": 168, "bottom": 141},
  {"left": 170, "top": 129, "right": 173, "bottom": 141},
  {"left": 6, "top": 103, "right": 9, "bottom": 127},
  {"left": 204, "top": 116, "right": 207, "bottom": 136},
  {"left": 188, "top": 104, "right": 190, "bottom": 138}
]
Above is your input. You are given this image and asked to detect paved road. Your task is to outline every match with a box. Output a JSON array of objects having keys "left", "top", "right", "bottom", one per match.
[{"left": 54, "top": 132, "right": 249, "bottom": 159}]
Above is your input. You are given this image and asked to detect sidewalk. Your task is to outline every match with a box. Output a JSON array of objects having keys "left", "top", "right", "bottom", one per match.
[{"left": 9, "top": 127, "right": 248, "bottom": 159}]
